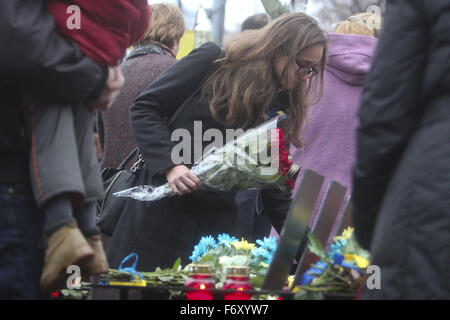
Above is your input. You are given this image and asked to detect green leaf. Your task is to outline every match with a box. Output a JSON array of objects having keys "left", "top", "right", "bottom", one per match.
[
  {"left": 197, "top": 254, "right": 216, "bottom": 266},
  {"left": 180, "top": 273, "right": 189, "bottom": 280},
  {"left": 157, "top": 276, "right": 174, "bottom": 282},
  {"left": 261, "top": 0, "right": 291, "bottom": 19},
  {"left": 60, "top": 289, "right": 86, "bottom": 300},
  {"left": 294, "top": 289, "right": 325, "bottom": 300},
  {"left": 307, "top": 233, "right": 327, "bottom": 260},
  {"left": 171, "top": 257, "right": 181, "bottom": 271},
  {"left": 250, "top": 276, "right": 265, "bottom": 289},
  {"left": 341, "top": 233, "right": 370, "bottom": 260}
]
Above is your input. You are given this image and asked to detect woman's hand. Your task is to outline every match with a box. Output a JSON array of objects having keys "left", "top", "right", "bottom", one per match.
[
  {"left": 89, "top": 66, "right": 125, "bottom": 110},
  {"left": 166, "top": 165, "right": 202, "bottom": 196}
]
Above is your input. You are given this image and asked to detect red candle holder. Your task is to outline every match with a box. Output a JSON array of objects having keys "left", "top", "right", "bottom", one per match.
[
  {"left": 222, "top": 266, "right": 253, "bottom": 300},
  {"left": 184, "top": 264, "right": 215, "bottom": 300}
]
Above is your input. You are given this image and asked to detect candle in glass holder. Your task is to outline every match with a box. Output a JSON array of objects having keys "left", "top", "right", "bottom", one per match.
[
  {"left": 222, "top": 266, "right": 253, "bottom": 300},
  {"left": 185, "top": 264, "right": 215, "bottom": 300}
]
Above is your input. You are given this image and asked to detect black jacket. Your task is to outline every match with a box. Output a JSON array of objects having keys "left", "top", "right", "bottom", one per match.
[
  {"left": 106, "top": 43, "right": 291, "bottom": 270},
  {"left": 353, "top": 0, "right": 450, "bottom": 299},
  {"left": 0, "top": 0, "right": 107, "bottom": 183}
]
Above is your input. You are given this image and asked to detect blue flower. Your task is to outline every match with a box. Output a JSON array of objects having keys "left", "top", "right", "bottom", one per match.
[
  {"left": 250, "top": 247, "right": 267, "bottom": 258},
  {"left": 189, "top": 244, "right": 204, "bottom": 262},
  {"left": 327, "top": 239, "right": 347, "bottom": 259},
  {"left": 217, "top": 233, "right": 237, "bottom": 246},
  {"left": 251, "top": 247, "right": 274, "bottom": 264},
  {"left": 250, "top": 247, "right": 267, "bottom": 264},
  {"left": 256, "top": 237, "right": 277, "bottom": 252},
  {"left": 189, "top": 235, "right": 217, "bottom": 262},
  {"left": 199, "top": 235, "right": 217, "bottom": 250},
  {"left": 299, "top": 261, "right": 328, "bottom": 286},
  {"left": 264, "top": 253, "right": 274, "bottom": 265}
]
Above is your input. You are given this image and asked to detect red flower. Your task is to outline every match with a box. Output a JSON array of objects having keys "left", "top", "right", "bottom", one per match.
[
  {"left": 270, "top": 128, "right": 296, "bottom": 188},
  {"left": 285, "top": 179, "right": 295, "bottom": 189}
]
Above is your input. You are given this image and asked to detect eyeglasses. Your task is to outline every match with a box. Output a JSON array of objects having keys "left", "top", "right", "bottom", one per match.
[{"left": 296, "top": 61, "right": 319, "bottom": 80}]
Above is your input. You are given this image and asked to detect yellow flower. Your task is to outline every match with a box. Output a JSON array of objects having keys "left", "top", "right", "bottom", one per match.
[
  {"left": 344, "top": 254, "right": 370, "bottom": 269},
  {"left": 287, "top": 275, "right": 294, "bottom": 289},
  {"left": 231, "top": 239, "right": 256, "bottom": 252},
  {"left": 333, "top": 227, "right": 354, "bottom": 243}
]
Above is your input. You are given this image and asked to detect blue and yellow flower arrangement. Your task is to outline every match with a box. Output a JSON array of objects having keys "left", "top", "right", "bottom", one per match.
[{"left": 293, "top": 227, "right": 370, "bottom": 300}]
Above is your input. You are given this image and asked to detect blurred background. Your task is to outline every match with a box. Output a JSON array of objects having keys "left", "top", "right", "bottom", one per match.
[{"left": 146, "top": 0, "right": 385, "bottom": 59}]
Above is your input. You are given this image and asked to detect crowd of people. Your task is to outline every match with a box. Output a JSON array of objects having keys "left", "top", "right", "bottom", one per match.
[{"left": 0, "top": 0, "right": 448, "bottom": 300}]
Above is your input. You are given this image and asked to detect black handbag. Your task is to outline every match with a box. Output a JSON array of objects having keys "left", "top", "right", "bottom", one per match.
[{"left": 97, "top": 147, "right": 143, "bottom": 236}]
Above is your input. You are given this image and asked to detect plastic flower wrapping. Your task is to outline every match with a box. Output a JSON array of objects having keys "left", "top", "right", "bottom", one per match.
[
  {"left": 113, "top": 115, "right": 299, "bottom": 202},
  {"left": 187, "top": 234, "right": 278, "bottom": 290},
  {"left": 293, "top": 227, "right": 371, "bottom": 300}
]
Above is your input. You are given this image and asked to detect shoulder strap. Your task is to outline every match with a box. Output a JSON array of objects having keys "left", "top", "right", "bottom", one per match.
[{"left": 117, "top": 147, "right": 140, "bottom": 170}]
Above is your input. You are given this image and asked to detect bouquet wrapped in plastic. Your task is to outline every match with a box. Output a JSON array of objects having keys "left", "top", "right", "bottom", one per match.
[{"left": 114, "top": 115, "right": 300, "bottom": 202}]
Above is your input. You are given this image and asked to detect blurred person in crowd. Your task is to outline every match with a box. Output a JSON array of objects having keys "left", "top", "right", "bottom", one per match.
[
  {"left": 334, "top": 12, "right": 382, "bottom": 38},
  {"left": 23, "top": 0, "right": 150, "bottom": 293},
  {"left": 353, "top": 0, "right": 449, "bottom": 299},
  {"left": 275, "top": 13, "right": 379, "bottom": 244},
  {"left": 95, "top": 7, "right": 184, "bottom": 297},
  {"left": 99, "top": 3, "right": 185, "bottom": 171},
  {"left": 241, "top": 13, "right": 270, "bottom": 31},
  {"left": 107, "top": 13, "right": 328, "bottom": 271},
  {"left": 0, "top": 0, "right": 124, "bottom": 299}
]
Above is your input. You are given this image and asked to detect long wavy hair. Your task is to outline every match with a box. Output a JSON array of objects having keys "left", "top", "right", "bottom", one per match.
[{"left": 203, "top": 12, "right": 328, "bottom": 147}]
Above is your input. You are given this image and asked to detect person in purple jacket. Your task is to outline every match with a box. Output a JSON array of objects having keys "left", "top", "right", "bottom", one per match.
[{"left": 279, "top": 14, "right": 380, "bottom": 243}]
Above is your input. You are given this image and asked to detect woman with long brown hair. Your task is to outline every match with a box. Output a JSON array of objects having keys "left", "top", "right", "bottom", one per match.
[{"left": 107, "top": 12, "right": 328, "bottom": 270}]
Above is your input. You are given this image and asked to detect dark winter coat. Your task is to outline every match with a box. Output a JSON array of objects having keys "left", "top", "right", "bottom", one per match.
[
  {"left": 0, "top": 0, "right": 107, "bottom": 184},
  {"left": 106, "top": 43, "right": 291, "bottom": 270},
  {"left": 99, "top": 43, "right": 177, "bottom": 170},
  {"left": 352, "top": 0, "right": 450, "bottom": 299}
]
